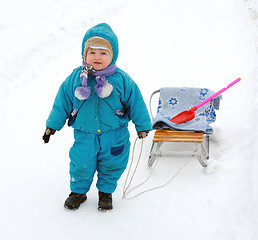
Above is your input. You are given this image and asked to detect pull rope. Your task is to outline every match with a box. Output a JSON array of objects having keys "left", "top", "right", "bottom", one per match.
[
  {"left": 122, "top": 137, "right": 193, "bottom": 200},
  {"left": 123, "top": 137, "right": 143, "bottom": 197}
]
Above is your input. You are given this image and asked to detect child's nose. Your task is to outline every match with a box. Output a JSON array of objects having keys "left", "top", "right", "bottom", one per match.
[{"left": 95, "top": 54, "right": 101, "bottom": 60}]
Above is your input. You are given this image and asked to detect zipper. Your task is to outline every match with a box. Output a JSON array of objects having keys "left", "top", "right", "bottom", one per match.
[{"left": 96, "top": 95, "right": 101, "bottom": 133}]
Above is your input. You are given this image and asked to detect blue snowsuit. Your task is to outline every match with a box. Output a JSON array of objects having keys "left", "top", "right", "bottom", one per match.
[{"left": 46, "top": 23, "right": 152, "bottom": 194}]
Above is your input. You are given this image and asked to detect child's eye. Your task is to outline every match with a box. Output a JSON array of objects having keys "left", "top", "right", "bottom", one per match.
[
  {"left": 88, "top": 50, "right": 96, "bottom": 54},
  {"left": 101, "top": 52, "right": 107, "bottom": 55}
]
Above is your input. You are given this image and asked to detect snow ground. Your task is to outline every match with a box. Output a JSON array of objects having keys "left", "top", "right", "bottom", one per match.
[{"left": 0, "top": 0, "right": 257, "bottom": 239}]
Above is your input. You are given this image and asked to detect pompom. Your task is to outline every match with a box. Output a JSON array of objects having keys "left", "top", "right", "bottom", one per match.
[
  {"left": 96, "top": 81, "right": 113, "bottom": 98},
  {"left": 75, "top": 86, "right": 91, "bottom": 100}
]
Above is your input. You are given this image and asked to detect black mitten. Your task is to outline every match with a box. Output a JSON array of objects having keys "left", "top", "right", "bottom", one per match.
[
  {"left": 42, "top": 127, "right": 56, "bottom": 143},
  {"left": 137, "top": 131, "right": 149, "bottom": 139}
]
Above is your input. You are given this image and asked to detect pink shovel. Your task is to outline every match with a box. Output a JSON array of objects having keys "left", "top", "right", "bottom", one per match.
[{"left": 169, "top": 77, "right": 241, "bottom": 124}]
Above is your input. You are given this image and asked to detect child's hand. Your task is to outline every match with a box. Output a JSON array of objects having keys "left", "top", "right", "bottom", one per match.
[
  {"left": 43, "top": 127, "right": 56, "bottom": 143},
  {"left": 137, "top": 131, "right": 149, "bottom": 139}
]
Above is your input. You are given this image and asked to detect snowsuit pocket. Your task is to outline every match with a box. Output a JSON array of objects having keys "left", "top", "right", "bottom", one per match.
[{"left": 110, "top": 145, "right": 124, "bottom": 156}]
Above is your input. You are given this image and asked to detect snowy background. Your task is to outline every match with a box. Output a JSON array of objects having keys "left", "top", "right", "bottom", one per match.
[{"left": 0, "top": 0, "right": 257, "bottom": 239}]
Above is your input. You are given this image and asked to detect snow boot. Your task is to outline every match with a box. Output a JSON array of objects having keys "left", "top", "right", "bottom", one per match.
[
  {"left": 98, "top": 191, "right": 113, "bottom": 211},
  {"left": 64, "top": 192, "right": 87, "bottom": 210}
]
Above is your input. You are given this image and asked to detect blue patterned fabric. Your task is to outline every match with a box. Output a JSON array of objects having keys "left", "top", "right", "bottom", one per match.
[{"left": 152, "top": 87, "right": 221, "bottom": 134}]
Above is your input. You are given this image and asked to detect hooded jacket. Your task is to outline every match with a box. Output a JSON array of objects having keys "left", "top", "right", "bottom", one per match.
[{"left": 46, "top": 23, "right": 152, "bottom": 134}]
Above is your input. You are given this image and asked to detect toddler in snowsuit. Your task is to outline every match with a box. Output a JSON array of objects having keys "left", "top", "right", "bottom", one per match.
[{"left": 43, "top": 23, "right": 152, "bottom": 211}]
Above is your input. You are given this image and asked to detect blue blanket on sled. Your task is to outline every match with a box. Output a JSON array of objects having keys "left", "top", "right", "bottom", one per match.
[{"left": 152, "top": 87, "right": 221, "bottom": 134}]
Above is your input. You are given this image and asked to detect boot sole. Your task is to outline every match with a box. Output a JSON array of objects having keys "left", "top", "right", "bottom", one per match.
[
  {"left": 64, "top": 196, "right": 87, "bottom": 210},
  {"left": 98, "top": 206, "right": 113, "bottom": 212}
]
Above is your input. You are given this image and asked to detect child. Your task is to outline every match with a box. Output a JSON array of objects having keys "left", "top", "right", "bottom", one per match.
[{"left": 43, "top": 23, "right": 152, "bottom": 211}]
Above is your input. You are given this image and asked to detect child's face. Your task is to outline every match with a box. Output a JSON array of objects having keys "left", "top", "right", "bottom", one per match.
[{"left": 86, "top": 48, "right": 112, "bottom": 71}]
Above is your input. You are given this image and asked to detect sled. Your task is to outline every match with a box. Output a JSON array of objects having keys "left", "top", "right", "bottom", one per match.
[{"left": 148, "top": 89, "right": 211, "bottom": 167}]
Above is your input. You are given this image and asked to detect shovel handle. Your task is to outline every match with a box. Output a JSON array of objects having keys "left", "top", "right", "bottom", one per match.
[{"left": 195, "top": 77, "right": 241, "bottom": 110}]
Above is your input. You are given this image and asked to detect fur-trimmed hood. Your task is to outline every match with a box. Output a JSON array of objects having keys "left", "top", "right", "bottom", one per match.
[{"left": 81, "top": 23, "right": 119, "bottom": 66}]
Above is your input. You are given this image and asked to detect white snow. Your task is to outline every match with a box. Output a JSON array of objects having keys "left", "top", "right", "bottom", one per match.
[{"left": 0, "top": 0, "right": 257, "bottom": 239}]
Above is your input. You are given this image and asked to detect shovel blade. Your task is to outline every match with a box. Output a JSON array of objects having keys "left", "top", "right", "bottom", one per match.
[{"left": 170, "top": 110, "right": 196, "bottom": 124}]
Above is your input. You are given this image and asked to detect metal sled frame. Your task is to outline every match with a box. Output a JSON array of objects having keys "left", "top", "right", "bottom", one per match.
[{"left": 148, "top": 90, "right": 210, "bottom": 167}]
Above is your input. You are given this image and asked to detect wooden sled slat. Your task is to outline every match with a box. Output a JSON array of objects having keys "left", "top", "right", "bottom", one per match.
[{"left": 153, "top": 129, "right": 204, "bottom": 143}]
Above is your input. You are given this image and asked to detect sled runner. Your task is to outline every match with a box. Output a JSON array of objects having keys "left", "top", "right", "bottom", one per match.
[{"left": 148, "top": 87, "right": 220, "bottom": 167}]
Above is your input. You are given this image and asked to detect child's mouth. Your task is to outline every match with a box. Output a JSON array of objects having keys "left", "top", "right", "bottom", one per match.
[{"left": 94, "top": 62, "right": 102, "bottom": 65}]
